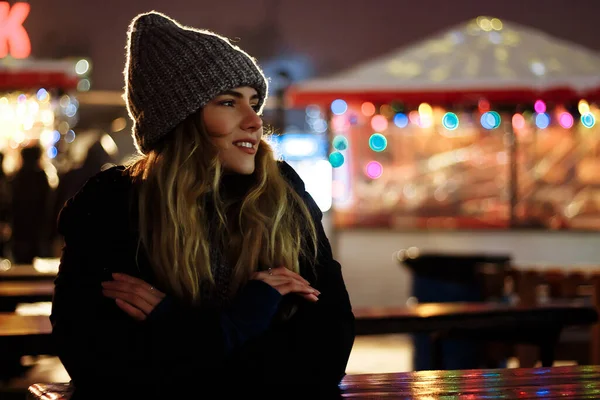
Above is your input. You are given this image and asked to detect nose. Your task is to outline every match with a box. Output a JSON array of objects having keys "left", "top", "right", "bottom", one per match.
[{"left": 240, "top": 106, "right": 263, "bottom": 132}]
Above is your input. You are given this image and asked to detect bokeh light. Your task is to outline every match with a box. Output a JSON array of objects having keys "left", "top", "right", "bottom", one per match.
[
  {"left": 369, "top": 133, "right": 387, "bottom": 152},
  {"left": 534, "top": 100, "right": 546, "bottom": 114},
  {"left": 371, "top": 115, "right": 388, "bottom": 131},
  {"left": 329, "top": 151, "right": 345, "bottom": 168},
  {"left": 47, "top": 146, "right": 57, "bottom": 159},
  {"left": 578, "top": 100, "right": 590, "bottom": 115},
  {"left": 361, "top": 102, "right": 376, "bottom": 116},
  {"left": 512, "top": 113, "right": 525, "bottom": 130},
  {"left": 558, "top": 112, "right": 574, "bottom": 129},
  {"left": 442, "top": 112, "right": 459, "bottom": 130},
  {"left": 581, "top": 113, "right": 596, "bottom": 128},
  {"left": 332, "top": 135, "right": 349, "bottom": 151},
  {"left": 394, "top": 113, "right": 409, "bottom": 128},
  {"left": 330, "top": 99, "right": 348, "bottom": 115},
  {"left": 535, "top": 113, "right": 550, "bottom": 129},
  {"left": 481, "top": 111, "right": 501, "bottom": 129},
  {"left": 365, "top": 161, "right": 383, "bottom": 179}
]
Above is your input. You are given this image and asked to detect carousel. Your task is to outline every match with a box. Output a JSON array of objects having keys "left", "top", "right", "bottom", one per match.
[{"left": 287, "top": 16, "right": 600, "bottom": 231}]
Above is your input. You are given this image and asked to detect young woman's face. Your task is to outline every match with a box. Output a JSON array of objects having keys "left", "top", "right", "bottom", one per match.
[{"left": 202, "top": 86, "right": 263, "bottom": 175}]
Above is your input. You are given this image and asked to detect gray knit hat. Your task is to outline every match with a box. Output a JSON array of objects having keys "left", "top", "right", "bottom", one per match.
[{"left": 124, "top": 11, "right": 269, "bottom": 154}]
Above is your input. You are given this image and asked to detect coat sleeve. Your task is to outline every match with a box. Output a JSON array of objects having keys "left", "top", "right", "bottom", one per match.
[
  {"left": 226, "top": 162, "right": 356, "bottom": 386},
  {"left": 50, "top": 169, "right": 282, "bottom": 391}
]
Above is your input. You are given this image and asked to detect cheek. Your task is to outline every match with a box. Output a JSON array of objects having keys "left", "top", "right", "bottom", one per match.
[{"left": 210, "top": 135, "right": 230, "bottom": 150}]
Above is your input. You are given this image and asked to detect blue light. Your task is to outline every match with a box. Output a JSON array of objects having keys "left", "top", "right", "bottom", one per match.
[
  {"left": 481, "top": 111, "right": 501, "bottom": 130},
  {"left": 394, "top": 113, "right": 409, "bottom": 128},
  {"left": 369, "top": 133, "right": 387, "bottom": 152},
  {"left": 47, "top": 146, "right": 58, "bottom": 159},
  {"left": 332, "top": 135, "right": 349, "bottom": 151},
  {"left": 37, "top": 88, "right": 48, "bottom": 101},
  {"left": 52, "top": 130, "right": 61, "bottom": 143},
  {"left": 535, "top": 113, "right": 550, "bottom": 129},
  {"left": 581, "top": 113, "right": 596, "bottom": 128},
  {"left": 65, "top": 130, "right": 76, "bottom": 143},
  {"left": 442, "top": 112, "right": 459, "bottom": 130},
  {"left": 536, "top": 390, "right": 550, "bottom": 396},
  {"left": 349, "top": 114, "right": 359, "bottom": 125},
  {"left": 329, "top": 151, "right": 345, "bottom": 168},
  {"left": 330, "top": 99, "right": 348, "bottom": 115},
  {"left": 65, "top": 104, "right": 78, "bottom": 118}
]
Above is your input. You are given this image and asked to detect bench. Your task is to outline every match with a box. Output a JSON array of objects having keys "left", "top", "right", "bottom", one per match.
[{"left": 353, "top": 300, "right": 598, "bottom": 369}]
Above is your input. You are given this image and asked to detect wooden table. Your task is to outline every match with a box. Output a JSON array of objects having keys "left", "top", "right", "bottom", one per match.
[
  {"left": 340, "top": 365, "right": 600, "bottom": 399},
  {"left": 0, "top": 281, "right": 55, "bottom": 311},
  {"left": 26, "top": 365, "right": 600, "bottom": 399},
  {"left": 354, "top": 300, "right": 599, "bottom": 369},
  {"left": 0, "top": 264, "right": 57, "bottom": 281},
  {"left": 0, "top": 313, "right": 54, "bottom": 379}
]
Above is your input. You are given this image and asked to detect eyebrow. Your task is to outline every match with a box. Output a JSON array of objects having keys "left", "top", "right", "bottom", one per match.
[{"left": 219, "top": 90, "right": 259, "bottom": 100}]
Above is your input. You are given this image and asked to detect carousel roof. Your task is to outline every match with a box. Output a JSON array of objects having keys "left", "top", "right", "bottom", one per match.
[
  {"left": 0, "top": 57, "right": 80, "bottom": 90},
  {"left": 288, "top": 16, "right": 600, "bottom": 106}
]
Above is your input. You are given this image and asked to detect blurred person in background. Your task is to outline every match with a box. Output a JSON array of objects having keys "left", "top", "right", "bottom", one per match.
[
  {"left": 50, "top": 140, "right": 115, "bottom": 250},
  {"left": 11, "top": 145, "right": 52, "bottom": 264},
  {"left": 51, "top": 11, "right": 354, "bottom": 398}
]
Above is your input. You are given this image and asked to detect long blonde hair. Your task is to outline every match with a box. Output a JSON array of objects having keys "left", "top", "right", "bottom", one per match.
[{"left": 127, "top": 114, "right": 318, "bottom": 305}]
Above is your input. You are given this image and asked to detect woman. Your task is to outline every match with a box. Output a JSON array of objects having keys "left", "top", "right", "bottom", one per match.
[{"left": 50, "top": 11, "right": 355, "bottom": 398}]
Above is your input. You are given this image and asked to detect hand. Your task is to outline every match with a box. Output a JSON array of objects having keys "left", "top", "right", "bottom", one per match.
[
  {"left": 102, "top": 273, "right": 166, "bottom": 321},
  {"left": 252, "top": 266, "right": 320, "bottom": 302}
]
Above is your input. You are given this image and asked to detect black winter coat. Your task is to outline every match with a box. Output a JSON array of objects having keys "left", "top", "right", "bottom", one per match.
[{"left": 50, "top": 161, "right": 355, "bottom": 398}]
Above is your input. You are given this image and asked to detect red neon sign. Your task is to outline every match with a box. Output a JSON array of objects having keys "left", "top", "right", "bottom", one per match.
[{"left": 0, "top": 2, "right": 31, "bottom": 59}]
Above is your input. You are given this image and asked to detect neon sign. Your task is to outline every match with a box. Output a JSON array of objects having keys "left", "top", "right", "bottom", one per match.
[{"left": 0, "top": 2, "right": 31, "bottom": 59}]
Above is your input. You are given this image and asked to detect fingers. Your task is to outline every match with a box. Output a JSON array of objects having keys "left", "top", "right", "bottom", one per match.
[
  {"left": 252, "top": 266, "right": 320, "bottom": 302},
  {"left": 102, "top": 273, "right": 165, "bottom": 318},
  {"left": 275, "top": 279, "right": 319, "bottom": 297},
  {"left": 102, "top": 288, "right": 155, "bottom": 315},
  {"left": 115, "top": 298, "right": 147, "bottom": 321},
  {"left": 271, "top": 266, "right": 310, "bottom": 285},
  {"left": 298, "top": 293, "right": 319, "bottom": 302},
  {"left": 112, "top": 273, "right": 166, "bottom": 298}
]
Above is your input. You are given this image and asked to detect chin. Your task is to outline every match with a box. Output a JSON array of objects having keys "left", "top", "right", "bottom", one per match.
[{"left": 226, "top": 164, "right": 255, "bottom": 175}]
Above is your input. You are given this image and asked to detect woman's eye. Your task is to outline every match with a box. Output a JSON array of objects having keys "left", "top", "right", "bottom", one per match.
[
  {"left": 220, "top": 100, "right": 235, "bottom": 107},
  {"left": 251, "top": 104, "right": 260, "bottom": 112}
]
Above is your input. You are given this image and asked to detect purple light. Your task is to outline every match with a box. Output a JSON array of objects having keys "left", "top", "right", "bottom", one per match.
[
  {"left": 365, "top": 161, "right": 383, "bottom": 179},
  {"left": 534, "top": 100, "right": 546, "bottom": 114},
  {"left": 558, "top": 112, "right": 574, "bottom": 129}
]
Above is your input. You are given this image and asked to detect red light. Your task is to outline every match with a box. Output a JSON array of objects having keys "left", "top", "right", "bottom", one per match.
[{"left": 0, "top": 2, "right": 31, "bottom": 59}]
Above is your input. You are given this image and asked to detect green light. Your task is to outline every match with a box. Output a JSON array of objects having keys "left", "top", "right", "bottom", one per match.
[
  {"left": 329, "top": 151, "right": 345, "bottom": 168},
  {"left": 332, "top": 135, "right": 349, "bottom": 151},
  {"left": 442, "top": 112, "right": 459, "bottom": 130},
  {"left": 369, "top": 133, "right": 387, "bottom": 152}
]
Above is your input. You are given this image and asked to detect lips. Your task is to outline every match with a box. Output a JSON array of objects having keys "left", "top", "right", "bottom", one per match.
[{"left": 232, "top": 138, "right": 258, "bottom": 146}]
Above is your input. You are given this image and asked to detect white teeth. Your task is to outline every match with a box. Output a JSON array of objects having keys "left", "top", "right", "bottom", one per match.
[{"left": 235, "top": 142, "right": 253, "bottom": 148}]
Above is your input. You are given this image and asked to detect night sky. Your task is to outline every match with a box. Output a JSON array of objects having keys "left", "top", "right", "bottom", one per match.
[{"left": 22, "top": 0, "right": 600, "bottom": 91}]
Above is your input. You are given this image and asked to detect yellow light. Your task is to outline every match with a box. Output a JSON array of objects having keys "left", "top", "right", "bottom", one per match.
[
  {"left": 478, "top": 17, "right": 492, "bottom": 32},
  {"left": 60, "top": 95, "right": 71, "bottom": 108},
  {"left": 75, "top": 59, "right": 90, "bottom": 75},
  {"left": 491, "top": 18, "right": 503, "bottom": 31},
  {"left": 28, "top": 100, "right": 39, "bottom": 114},
  {"left": 100, "top": 134, "right": 118, "bottom": 156},
  {"left": 111, "top": 117, "right": 127, "bottom": 133},
  {"left": 41, "top": 110, "right": 54, "bottom": 125},
  {"left": 14, "top": 131, "right": 25, "bottom": 144},
  {"left": 418, "top": 102, "right": 433, "bottom": 116},
  {"left": 40, "top": 130, "right": 54, "bottom": 147},
  {"left": 578, "top": 100, "right": 590, "bottom": 115}
]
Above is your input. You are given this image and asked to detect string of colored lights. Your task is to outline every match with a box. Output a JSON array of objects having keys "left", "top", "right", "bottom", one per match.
[{"left": 323, "top": 98, "right": 598, "bottom": 182}]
